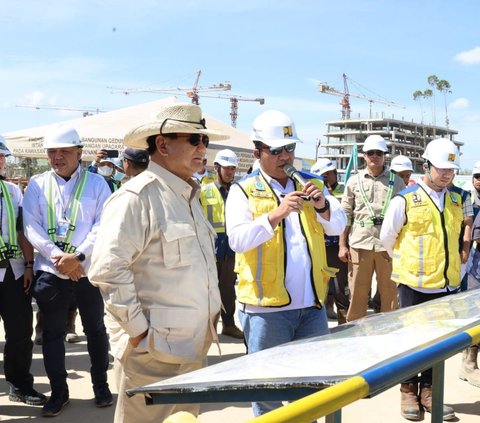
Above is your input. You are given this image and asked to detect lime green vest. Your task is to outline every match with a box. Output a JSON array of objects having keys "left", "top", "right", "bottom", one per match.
[
  {"left": 391, "top": 186, "right": 463, "bottom": 289},
  {"left": 199, "top": 183, "right": 225, "bottom": 233},
  {"left": 235, "top": 173, "right": 336, "bottom": 307}
]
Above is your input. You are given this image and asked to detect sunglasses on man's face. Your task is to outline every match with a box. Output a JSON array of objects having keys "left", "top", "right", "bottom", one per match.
[
  {"left": 177, "top": 133, "right": 210, "bottom": 148},
  {"left": 365, "top": 150, "right": 385, "bottom": 157},
  {"left": 262, "top": 143, "right": 296, "bottom": 155}
]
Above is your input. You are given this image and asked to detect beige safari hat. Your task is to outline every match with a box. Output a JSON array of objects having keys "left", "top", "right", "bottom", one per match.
[{"left": 124, "top": 104, "right": 228, "bottom": 148}]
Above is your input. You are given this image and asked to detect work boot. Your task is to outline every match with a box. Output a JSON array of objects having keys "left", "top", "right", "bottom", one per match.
[
  {"left": 221, "top": 325, "right": 244, "bottom": 339},
  {"left": 326, "top": 295, "right": 337, "bottom": 320},
  {"left": 459, "top": 346, "right": 480, "bottom": 387},
  {"left": 34, "top": 310, "right": 43, "bottom": 346},
  {"left": 400, "top": 383, "right": 420, "bottom": 421},
  {"left": 337, "top": 309, "right": 348, "bottom": 325},
  {"left": 419, "top": 384, "right": 455, "bottom": 421},
  {"left": 65, "top": 309, "right": 81, "bottom": 343}
]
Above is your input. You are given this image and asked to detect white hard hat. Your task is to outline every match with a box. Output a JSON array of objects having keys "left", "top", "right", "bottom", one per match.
[
  {"left": 472, "top": 160, "right": 480, "bottom": 176},
  {"left": 363, "top": 135, "right": 388, "bottom": 152},
  {"left": 390, "top": 155, "right": 413, "bottom": 173},
  {"left": 251, "top": 110, "right": 302, "bottom": 148},
  {"left": 214, "top": 149, "right": 238, "bottom": 167},
  {"left": 311, "top": 158, "right": 336, "bottom": 175},
  {"left": 43, "top": 124, "right": 83, "bottom": 149},
  {"left": 0, "top": 135, "right": 12, "bottom": 156},
  {"left": 422, "top": 138, "right": 459, "bottom": 169}
]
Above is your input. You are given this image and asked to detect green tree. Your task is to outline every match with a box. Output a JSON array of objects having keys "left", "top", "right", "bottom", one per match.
[{"left": 436, "top": 79, "right": 452, "bottom": 128}]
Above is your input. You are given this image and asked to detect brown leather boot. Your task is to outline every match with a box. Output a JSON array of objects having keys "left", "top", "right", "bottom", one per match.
[
  {"left": 419, "top": 384, "right": 455, "bottom": 421},
  {"left": 400, "top": 383, "right": 420, "bottom": 421},
  {"left": 337, "top": 309, "right": 348, "bottom": 325},
  {"left": 459, "top": 346, "right": 480, "bottom": 387}
]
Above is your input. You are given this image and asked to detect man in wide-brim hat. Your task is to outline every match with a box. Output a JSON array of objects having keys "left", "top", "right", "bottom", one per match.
[{"left": 89, "top": 103, "right": 228, "bottom": 423}]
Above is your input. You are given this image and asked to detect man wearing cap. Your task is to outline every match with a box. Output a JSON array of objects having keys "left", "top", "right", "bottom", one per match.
[
  {"left": 122, "top": 147, "right": 149, "bottom": 179},
  {"left": 339, "top": 135, "right": 405, "bottom": 322},
  {"left": 88, "top": 103, "right": 226, "bottom": 423},
  {"left": 200, "top": 149, "right": 243, "bottom": 339},
  {"left": 225, "top": 110, "right": 346, "bottom": 416},
  {"left": 88, "top": 151, "right": 121, "bottom": 192},
  {"left": 23, "top": 124, "right": 112, "bottom": 417},
  {"left": 0, "top": 136, "right": 46, "bottom": 407},
  {"left": 380, "top": 138, "right": 460, "bottom": 421},
  {"left": 391, "top": 155, "right": 415, "bottom": 186},
  {"left": 311, "top": 158, "right": 350, "bottom": 324}
]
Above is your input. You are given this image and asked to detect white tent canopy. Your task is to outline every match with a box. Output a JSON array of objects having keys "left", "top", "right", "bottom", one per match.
[{"left": 4, "top": 97, "right": 259, "bottom": 173}]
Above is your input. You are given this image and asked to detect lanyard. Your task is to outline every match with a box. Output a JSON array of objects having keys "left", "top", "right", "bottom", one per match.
[
  {"left": 0, "top": 180, "right": 20, "bottom": 258},
  {"left": 356, "top": 170, "right": 395, "bottom": 220},
  {"left": 46, "top": 170, "right": 89, "bottom": 247}
]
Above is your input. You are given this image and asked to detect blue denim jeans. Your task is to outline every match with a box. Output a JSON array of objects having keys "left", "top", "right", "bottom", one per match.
[{"left": 239, "top": 306, "right": 329, "bottom": 417}]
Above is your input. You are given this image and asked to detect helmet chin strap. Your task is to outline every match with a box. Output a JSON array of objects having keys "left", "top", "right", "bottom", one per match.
[{"left": 426, "top": 164, "right": 444, "bottom": 191}]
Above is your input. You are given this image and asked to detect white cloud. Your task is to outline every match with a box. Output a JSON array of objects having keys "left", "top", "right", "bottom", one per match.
[
  {"left": 454, "top": 47, "right": 480, "bottom": 65},
  {"left": 450, "top": 97, "right": 470, "bottom": 109}
]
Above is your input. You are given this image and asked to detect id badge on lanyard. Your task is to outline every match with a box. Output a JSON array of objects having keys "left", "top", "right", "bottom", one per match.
[{"left": 56, "top": 219, "right": 70, "bottom": 241}]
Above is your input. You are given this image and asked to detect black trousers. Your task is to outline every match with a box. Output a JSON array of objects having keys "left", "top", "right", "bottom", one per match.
[
  {"left": 398, "top": 284, "right": 456, "bottom": 385},
  {"left": 325, "top": 244, "right": 350, "bottom": 310},
  {"left": 0, "top": 265, "right": 34, "bottom": 391},
  {"left": 217, "top": 255, "right": 237, "bottom": 327},
  {"left": 35, "top": 272, "right": 109, "bottom": 395}
]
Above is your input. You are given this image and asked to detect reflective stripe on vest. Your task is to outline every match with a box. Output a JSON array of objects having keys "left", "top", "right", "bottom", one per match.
[
  {"left": 46, "top": 170, "right": 89, "bottom": 252},
  {"left": 356, "top": 170, "right": 395, "bottom": 224},
  {"left": 0, "top": 180, "right": 20, "bottom": 258},
  {"left": 199, "top": 183, "right": 225, "bottom": 233}
]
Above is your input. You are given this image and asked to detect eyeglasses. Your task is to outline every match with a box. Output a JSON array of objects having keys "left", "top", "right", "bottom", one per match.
[
  {"left": 261, "top": 143, "right": 296, "bottom": 155},
  {"left": 474, "top": 174, "right": 480, "bottom": 180},
  {"left": 365, "top": 150, "right": 385, "bottom": 157},
  {"left": 178, "top": 133, "right": 210, "bottom": 148}
]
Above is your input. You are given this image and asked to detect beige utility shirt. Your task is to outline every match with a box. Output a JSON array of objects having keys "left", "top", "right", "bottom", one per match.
[
  {"left": 341, "top": 167, "right": 405, "bottom": 251},
  {"left": 89, "top": 161, "right": 221, "bottom": 364}
]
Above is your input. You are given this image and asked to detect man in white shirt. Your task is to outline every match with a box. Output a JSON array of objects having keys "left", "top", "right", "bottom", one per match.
[
  {"left": 225, "top": 110, "right": 346, "bottom": 417},
  {"left": 89, "top": 104, "right": 226, "bottom": 423},
  {"left": 380, "top": 138, "right": 460, "bottom": 421},
  {"left": 23, "top": 124, "right": 112, "bottom": 417},
  {"left": 0, "top": 137, "right": 46, "bottom": 407}
]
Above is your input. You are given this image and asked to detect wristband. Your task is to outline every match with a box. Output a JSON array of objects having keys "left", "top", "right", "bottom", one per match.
[
  {"left": 24, "top": 260, "right": 35, "bottom": 266},
  {"left": 315, "top": 199, "right": 330, "bottom": 214}
]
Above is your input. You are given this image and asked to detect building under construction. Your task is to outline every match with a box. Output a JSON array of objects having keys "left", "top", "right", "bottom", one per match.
[{"left": 318, "top": 114, "right": 462, "bottom": 178}]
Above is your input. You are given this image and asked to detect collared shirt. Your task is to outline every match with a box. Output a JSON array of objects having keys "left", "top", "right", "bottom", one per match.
[
  {"left": 380, "top": 179, "right": 456, "bottom": 293},
  {"left": 0, "top": 181, "right": 25, "bottom": 280},
  {"left": 23, "top": 165, "right": 111, "bottom": 279},
  {"left": 226, "top": 170, "right": 346, "bottom": 313},
  {"left": 88, "top": 161, "right": 221, "bottom": 357},
  {"left": 342, "top": 167, "right": 405, "bottom": 251}
]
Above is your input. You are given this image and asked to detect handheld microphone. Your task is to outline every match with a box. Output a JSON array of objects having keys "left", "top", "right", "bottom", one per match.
[{"left": 283, "top": 164, "right": 321, "bottom": 202}]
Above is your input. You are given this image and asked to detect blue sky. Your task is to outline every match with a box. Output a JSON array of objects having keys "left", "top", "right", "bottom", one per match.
[{"left": 1, "top": 0, "right": 480, "bottom": 169}]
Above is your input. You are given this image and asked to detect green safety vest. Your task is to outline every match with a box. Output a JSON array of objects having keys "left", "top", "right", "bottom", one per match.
[
  {"left": 46, "top": 170, "right": 89, "bottom": 253},
  {"left": 0, "top": 180, "right": 20, "bottom": 259}
]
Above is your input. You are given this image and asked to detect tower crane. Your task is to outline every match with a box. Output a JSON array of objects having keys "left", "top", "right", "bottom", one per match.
[
  {"left": 318, "top": 73, "right": 404, "bottom": 119},
  {"left": 197, "top": 94, "right": 265, "bottom": 127},
  {"left": 108, "top": 70, "right": 232, "bottom": 105},
  {"left": 16, "top": 104, "right": 106, "bottom": 117}
]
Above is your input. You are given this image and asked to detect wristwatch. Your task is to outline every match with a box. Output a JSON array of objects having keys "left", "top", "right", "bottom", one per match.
[{"left": 74, "top": 251, "right": 86, "bottom": 262}]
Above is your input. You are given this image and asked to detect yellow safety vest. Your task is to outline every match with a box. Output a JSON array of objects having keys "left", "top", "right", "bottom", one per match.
[
  {"left": 235, "top": 173, "right": 336, "bottom": 307},
  {"left": 199, "top": 183, "right": 225, "bottom": 233},
  {"left": 200, "top": 171, "right": 215, "bottom": 185},
  {"left": 391, "top": 185, "right": 463, "bottom": 289}
]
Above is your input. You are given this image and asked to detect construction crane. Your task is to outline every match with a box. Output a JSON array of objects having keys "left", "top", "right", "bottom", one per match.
[
  {"left": 197, "top": 94, "right": 265, "bottom": 127},
  {"left": 16, "top": 104, "right": 106, "bottom": 117},
  {"left": 108, "top": 70, "right": 232, "bottom": 105},
  {"left": 318, "top": 73, "right": 404, "bottom": 119}
]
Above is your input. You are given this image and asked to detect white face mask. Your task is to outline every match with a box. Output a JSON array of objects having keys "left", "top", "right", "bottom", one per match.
[{"left": 97, "top": 165, "right": 113, "bottom": 177}]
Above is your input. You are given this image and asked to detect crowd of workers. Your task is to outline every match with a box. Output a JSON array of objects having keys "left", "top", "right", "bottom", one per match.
[{"left": 0, "top": 102, "right": 479, "bottom": 423}]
